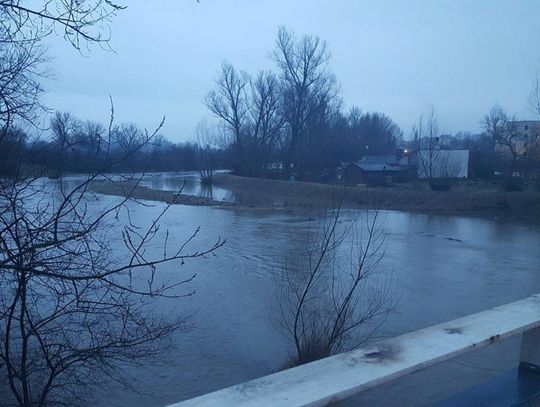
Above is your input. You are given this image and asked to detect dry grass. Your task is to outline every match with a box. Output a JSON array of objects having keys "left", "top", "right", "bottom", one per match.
[
  {"left": 88, "top": 180, "right": 234, "bottom": 207},
  {"left": 213, "top": 174, "right": 540, "bottom": 223},
  {"left": 88, "top": 175, "right": 540, "bottom": 224}
]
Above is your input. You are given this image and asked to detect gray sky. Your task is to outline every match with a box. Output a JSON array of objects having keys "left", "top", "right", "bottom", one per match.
[{"left": 42, "top": 0, "right": 540, "bottom": 142}]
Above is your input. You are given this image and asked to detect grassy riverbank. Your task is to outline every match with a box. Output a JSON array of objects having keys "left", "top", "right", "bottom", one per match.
[
  {"left": 88, "top": 179, "right": 234, "bottom": 207},
  {"left": 89, "top": 174, "right": 540, "bottom": 224},
  {"left": 213, "top": 174, "right": 540, "bottom": 223}
]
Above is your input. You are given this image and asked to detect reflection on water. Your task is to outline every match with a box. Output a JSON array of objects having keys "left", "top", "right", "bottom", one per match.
[
  {"left": 138, "top": 171, "right": 237, "bottom": 203},
  {"left": 35, "top": 175, "right": 540, "bottom": 406}
]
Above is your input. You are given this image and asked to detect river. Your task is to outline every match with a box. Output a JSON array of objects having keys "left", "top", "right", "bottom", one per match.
[{"left": 52, "top": 173, "right": 540, "bottom": 406}]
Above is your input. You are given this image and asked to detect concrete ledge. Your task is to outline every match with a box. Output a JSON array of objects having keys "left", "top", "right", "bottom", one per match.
[{"left": 169, "top": 294, "right": 540, "bottom": 407}]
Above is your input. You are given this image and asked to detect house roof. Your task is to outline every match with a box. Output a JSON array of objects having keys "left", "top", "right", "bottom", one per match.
[
  {"left": 360, "top": 155, "right": 399, "bottom": 165},
  {"left": 343, "top": 161, "right": 408, "bottom": 172}
]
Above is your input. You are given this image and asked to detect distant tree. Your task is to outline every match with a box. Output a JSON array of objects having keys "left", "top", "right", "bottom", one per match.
[
  {"left": 482, "top": 104, "right": 507, "bottom": 159},
  {"left": 49, "top": 111, "right": 81, "bottom": 177},
  {"left": 0, "top": 127, "right": 28, "bottom": 177},
  {"left": 461, "top": 133, "right": 494, "bottom": 179},
  {"left": 273, "top": 26, "right": 340, "bottom": 179},
  {"left": 205, "top": 64, "right": 283, "bottom": 176},
  {"left": 498, "top": 117, "right": 524, "bottom": 162},
  {"left": 413, "top": 109, "right": 460, "bottom": 189},
  {"left": 413, "top": 109, "right": 440, "bottom": 180},
  {"left": 203, "top": 27, "right": 406, "bottom": 181},
  {"left": 483, "top": 103, "right": 540, "bottom": 164},
  {"left": 114, "top": 123, "right": 146, "bottom": 152},
  {"left": 245, "top": 70, "right": 284, "bottom": 174},
  {"left": 291, "top": 101, "right": 345, "bottom": 180},
  {"left": 204, "top": 62, "right": 249, "bottom": 174},
  {"left": 348, "top": 110, "right": 402, "bottom": 156},
  {"left": 76, "top": 121, "right": 105, "bottom": 156},
  {"left": 196, "top": 120, "right": 220, "bottom": 185},
  {"left": 172, "top": 142, "right": 199, "bottom": 171}
]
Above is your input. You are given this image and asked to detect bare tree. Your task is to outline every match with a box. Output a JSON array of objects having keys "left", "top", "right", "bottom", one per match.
[
  {"left": 0, "top": 0, "right": 126, "bottom": 122},
  {"left": 113, "top": 122, "right": 147, "bottom": 152},
  {"left": 482, "top": 105, "right": 527, "bottom": 162},
  {"left": 498, "top": 116, "right": 523, "bottom": 162},
  {"left": 413, "top": 108, "right": 440, "bottom": 181},
  {"left": 273, "top": 26, "right": 340, "bottom": 179},
  {"left": 0, "top": 1, "right": 126, "bottom": 174},
  {"left": 412, "top": 109, "right": 461, "bottom": 189},
  {"left": 245, "top": 70, "right": 284, "bottom": 174},
  {"left": 0, "top": 4, "right": 226, "bottom": 397},
  {"left": 349, "top": 111, "right": 402, "bottom": 155},
  {"left": 205, "top": 62, "right": 285, "bottom": 176},
  {"left": 49, "top": 112, "right": 81, "bottom": 177},
  {"left": 205, "top": 28, "right": 409, "bottom": 180},
  {"left": 0, "top": 126, "right": 27, "bottom": 177},
  {"left": 204, "top": 62, "right": 249, "bottom": 174},
  {"left": 482, "top": 104, "right": 508, "bottom": 159},
  {"left": 74, "top": 120, "right": 106, "bottom": 157},
  {"left": 276, "top": 199, "right": 393, "bottom": 366},
  {"left": 0, "top": 110, "right": 225, "bottom": 406},
  {"left": 196, "top": 119, "right": 219, "bottom": 185},
  {"left": 0, "top": 1, "right": 125, "bottom": 50},
  {"left": 0, "top": 42, "right": 46, "bottom": 139}
]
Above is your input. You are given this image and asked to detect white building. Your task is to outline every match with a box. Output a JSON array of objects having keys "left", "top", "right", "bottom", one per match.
[{"left": 410, "top": 149, "right": 469, "bottom": 178}]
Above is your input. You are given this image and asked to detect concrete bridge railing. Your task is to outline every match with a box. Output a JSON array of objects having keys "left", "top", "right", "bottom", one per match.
[{"left": 169, "top": 294, "right": 540, "bottom": 407}]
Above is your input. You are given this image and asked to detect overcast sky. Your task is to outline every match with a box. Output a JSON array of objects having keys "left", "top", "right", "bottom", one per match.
[{"left": 42, "top": 0, "right": 540, "bottom": 142}]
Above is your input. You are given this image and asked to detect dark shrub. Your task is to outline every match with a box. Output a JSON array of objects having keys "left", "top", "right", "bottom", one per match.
[
  {"left": 429, "top": 178, "right": 452, "bottom": 191},
  {"left": 501, "top": 177, "right": 524, "bottom": 192}
]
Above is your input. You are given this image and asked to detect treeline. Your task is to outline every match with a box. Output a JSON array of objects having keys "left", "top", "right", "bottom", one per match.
[
  {"left": 204, "top": 27, "right": 540, "bottom": 183},
  {"left": 204, "top": 27, "right": 403, "bottom": 180},
  {"left": 0, "top": 111, "right": 230, "bottom": 177},
  {"left": 4, "top": 27, "right": 539, "bottom": 183}
]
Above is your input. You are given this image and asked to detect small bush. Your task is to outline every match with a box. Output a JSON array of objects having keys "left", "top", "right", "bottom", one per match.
[
  {"left": 199, "top": 169, "right": 213, "bottom": 186},
  {"left": 501, "top": 177, "right": 523, "bottom": 192},
  {"left": 200, "top": 175, "right": 212, "bottom": 186},
  {"left": 289, "top": 337, "right": 330, "bottom": 367},
  {"left": 429, "top": 178, "right": 452, "bottom": 191}
]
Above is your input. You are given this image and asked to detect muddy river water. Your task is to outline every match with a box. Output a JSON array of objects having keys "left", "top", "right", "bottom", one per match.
[{"left": 57, "top": 173, "right": 540, "bottom": 406}]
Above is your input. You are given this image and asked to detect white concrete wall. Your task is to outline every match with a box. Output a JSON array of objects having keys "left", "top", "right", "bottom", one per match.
[{"left": 417, "top": 149, "right": 469, "bottom": 178}]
